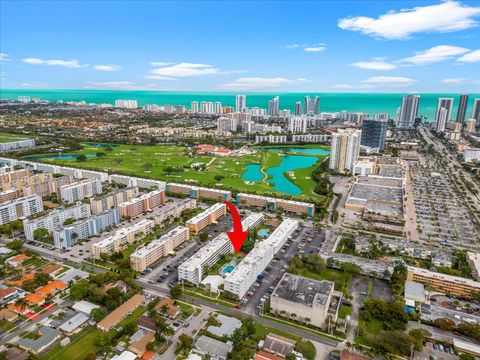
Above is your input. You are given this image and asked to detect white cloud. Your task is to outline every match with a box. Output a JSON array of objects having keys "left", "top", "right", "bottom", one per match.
[
  {"left": 286, "top": 44, "right": 326, "bottom": 52},
  {"left": 457, "top": 49, "right": 480, "bottom": 62},
  {"left": 362, "top": 76, "right": 416, "bottom": 86},
  {"left": 150, "top": 62, "right": 173, "bottom": 66},
  {"left": 0, "top": 53, "right": 10, "bottom": 62},
  {"left": 350, "top": 60, "right": 397, "bottom": 70},
  {"left": 441, "top": 78, "right": 469, "bottom": 85},
  {"left": 145, "top": 75, "right": 177, "bottom": 81},
  {"left": 150, "top": 62, "right": 221, "bottom": 78},
  {"left": 296, "top": 78, "right": 312, "bottom": 83},
  {"left": 22, "top": 58, "right": 87, "bottom": 68},
  {"left": 338, "top": 1, "right": 480, "bottom": 40},
  {"left": 83, "top": 81, "right": 160, "bottom": 90},
  {"left": 94, "top": 64, "right": 122, "bottom": 71},
  {"left": 20, "top": 82, "right": 48, "bottom": 88},
  {"left": 400, "top": 45, "right": 470, "bottom": 65},
  {"left": 219, "top": 77, "right": 297, "bottom": 90},
  {"left": 304, "top": 46, "right": 326, "bottom": 52},
  {"left": 335, "top": 75, "right": 416, "bottom": 89}
]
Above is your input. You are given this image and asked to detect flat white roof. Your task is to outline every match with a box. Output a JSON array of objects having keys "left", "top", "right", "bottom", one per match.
[
  {"left": 225, "top": 219, "right": 298, "bottom": 284},
  {"left": 180, "top": 213, "right": 263, "bottom": 272},
  {"left": 72, "top": 300, "right": 100, "bottom": 315}
]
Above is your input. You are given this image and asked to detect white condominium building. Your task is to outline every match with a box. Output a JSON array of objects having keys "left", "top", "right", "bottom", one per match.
[
  {"left": 115, "top": 100, "right": 138, "bottom": 109},
  {"left": 92, "top": 218, "right": 154, "bottom": 259},
  {"left": 179, "top": 213, "right": 264, "bottom": 284},
  {"left": 53, "top": 208, "right": 121, "bottom": 249},
  {"left": 329, "top": 128, "right": 361, "bottom": 174},
  {"left": 23, "top": 203, "right": 91, "bottom": 240},
  {"left": 292, "top": 134, "right": 330, "bottom": 143},
  {"left": 185, "top": 203, "right": 226, "bottom": 235},
  {"left": 59, "top": 179, "right": 103, "bottom": 203},
  {"left": 0, "top": 139, "right": 36, "bottom": 152},
  {"left": 0, "top": 195, "right": 43, "bottom": 225},
  {"left": 255, "top": 135, "right": 287, "bottom": 144},
  {"left": 224, "top": 218, "right": 298, "bottom": 299},
  {"left": 464, "top": 148, "right": 480, "bottom": 163},
  {"left": 130, "top": 226, "right": 190, "bottom": 272},
  {"left": 153, "top": 198, "right": 197, "bottom": 225},
  {"left": 288, "top": 117, "right": 308, "bottom": 133}
]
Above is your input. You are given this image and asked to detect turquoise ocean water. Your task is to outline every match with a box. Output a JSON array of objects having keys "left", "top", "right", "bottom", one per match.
[{"left": 1, "top": 89, "right": 479, "bottom": 120}]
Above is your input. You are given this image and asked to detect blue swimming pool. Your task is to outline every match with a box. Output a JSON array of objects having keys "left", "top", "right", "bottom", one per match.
[{"left": 258, "top": 229, "right": 270, "bottom": 238}]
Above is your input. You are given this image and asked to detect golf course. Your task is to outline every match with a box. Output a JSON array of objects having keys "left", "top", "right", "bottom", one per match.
[{"left": 24, "top": 143, "right": 330, "bottom": 202}]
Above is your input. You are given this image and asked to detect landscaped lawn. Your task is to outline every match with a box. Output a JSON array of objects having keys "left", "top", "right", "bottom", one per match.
[
  {"left": 40, "top": 326, "right": 99, "bottom": 360},
  {"left": 338, "top": 304, "right": 352, "bottom": 319},
  {"left": 0, "top": 132, "right": 33, "bottom": 143},
  {"left": 24, "top": 143, "right": 328, "bottom": 202}
]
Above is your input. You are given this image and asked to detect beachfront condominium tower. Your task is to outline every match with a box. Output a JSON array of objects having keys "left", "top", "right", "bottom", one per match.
[
  {"left": 456, "top": 94, "right": 469, "bottom": 123},
  {"left": 268, "top": 96, "right": 280, "bottom": 116},
  {"left": 191, "top": 101, "right": 199, "bottom": 113},
  {"left": 329, "top": 129, "right": 361, "bottom": 174},
  {"left": 436, "top": 108, "right": 448, "bottom": 133},
  {"left": 472, "top": 99, "right": 480, "bottom": 130},
  {"left": 396, "top": 95, "right": 420, "bottom": 129},
  {"left": 304, "top": 96, "right": 320, "bottom": 115},
  {"left": 361, "top": 119, "right": 388, "bottom": 151},
  {"left": 214, "top": 102, "right": 222, "bottom": 114},
  {"left": 435, "top": 98, "right": 454, "bottom": 131},
  {"left": 236, "top": 95, "right": 246, "bottom": 113},
  {"left": 295, "top": 101, "right": 302, "bottom": 116}
]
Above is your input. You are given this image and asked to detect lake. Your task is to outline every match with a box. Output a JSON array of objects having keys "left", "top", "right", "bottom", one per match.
[{"left": 242, "top": 146, "right": 329, "bottom": 196}]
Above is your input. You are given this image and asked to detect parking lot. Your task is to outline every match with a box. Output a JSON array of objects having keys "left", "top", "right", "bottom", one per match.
[
  {"left": 241, "top": 222, "right": 324, "bottom": 315},
  {"left": 410, "top": 160, "right": 480, "bottom": 249},
  {"left": 146, "top": 210, "right": 245, "bottom": 289}
]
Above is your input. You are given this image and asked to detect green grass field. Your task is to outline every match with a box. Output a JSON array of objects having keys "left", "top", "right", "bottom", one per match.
[
  {"left": 0, "top": 132, "right": 32, "bottom": 143},
  {"left": 25, "top": 143, "right": 329, "bottom": 202}
]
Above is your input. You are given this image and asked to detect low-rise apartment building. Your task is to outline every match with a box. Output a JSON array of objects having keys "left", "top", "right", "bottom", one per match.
[
  {"left": 23, "top": 203, "right": 91, "bottom": 240},
  {"left": 0, "top": 195, "right": 43, "bottom": 225},
  {"left": 59, "top": 178, "right": 103, "bottom": 203},
  {"left": 152, "top": 198, "right": 197, "bottom": 225},
  {"left": 97, "top": 294, "right": 145, "bottom": 332},
  {"left": 90, "top": 187, "right": 139, "bottom": 214},
  {"left": 166, "top": 183, "right": 231, "bottom": 201},
  {"left": 0, "top": 189, "right": 22, "bottom": 203},
  {"left": 92, "top": 218, "right": 154, "bottom": 259},
  {"left": 53, "top": 208, "right": 121, "bottom": 249},
  {"left": 0, "top": 139, "right": 36, "bottom": 152},
  {"left": 292, "top": 134, "right": 330, "bottom": 143},
  {"left": 185, "top": 203, "right": 226, "bottom": 235},
  {"left": 179, "top": 213, "right": 264, "bottom": 284},
  {"left": 236, "top": 193, "right": 315, "bottom": 217},
  {"left": 224, "top": 218, "right": 299, "bottom": 299},
  {"left": 406, "top": 266, "right": 480, "bottom": 299},
  {"left": 118, "top": 190, "right": 166, "bottom": 218},
  {"left": 130, "top": 226, "right": 190, "bottom": 272},
  {"left": 270, "top": 273, "right": 342, "bottom": 328},
  {"left": 22, "top": 175, "right": 75, "bottom": 197}
]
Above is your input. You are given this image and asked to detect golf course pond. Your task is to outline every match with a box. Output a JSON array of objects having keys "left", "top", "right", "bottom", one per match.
[{"left": 242, "top": 146, "right": 330, "bottom": 196}]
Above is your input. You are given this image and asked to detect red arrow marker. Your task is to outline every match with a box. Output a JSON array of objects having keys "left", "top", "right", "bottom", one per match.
[{"left": 224, "top": 200, "right": 248, "bottom": 253}]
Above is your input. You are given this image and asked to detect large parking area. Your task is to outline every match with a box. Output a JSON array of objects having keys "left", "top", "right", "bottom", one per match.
[
  {"left": 410, "top": 161, "right": 480, "bottom": 249},
  {"left": 241, "top": 222, "right": 324, "bottom": 315}
]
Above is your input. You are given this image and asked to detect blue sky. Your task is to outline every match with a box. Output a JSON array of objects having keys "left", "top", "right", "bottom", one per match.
[{"left": 0, "top": 0, "right": 479, "bottom": 92}]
